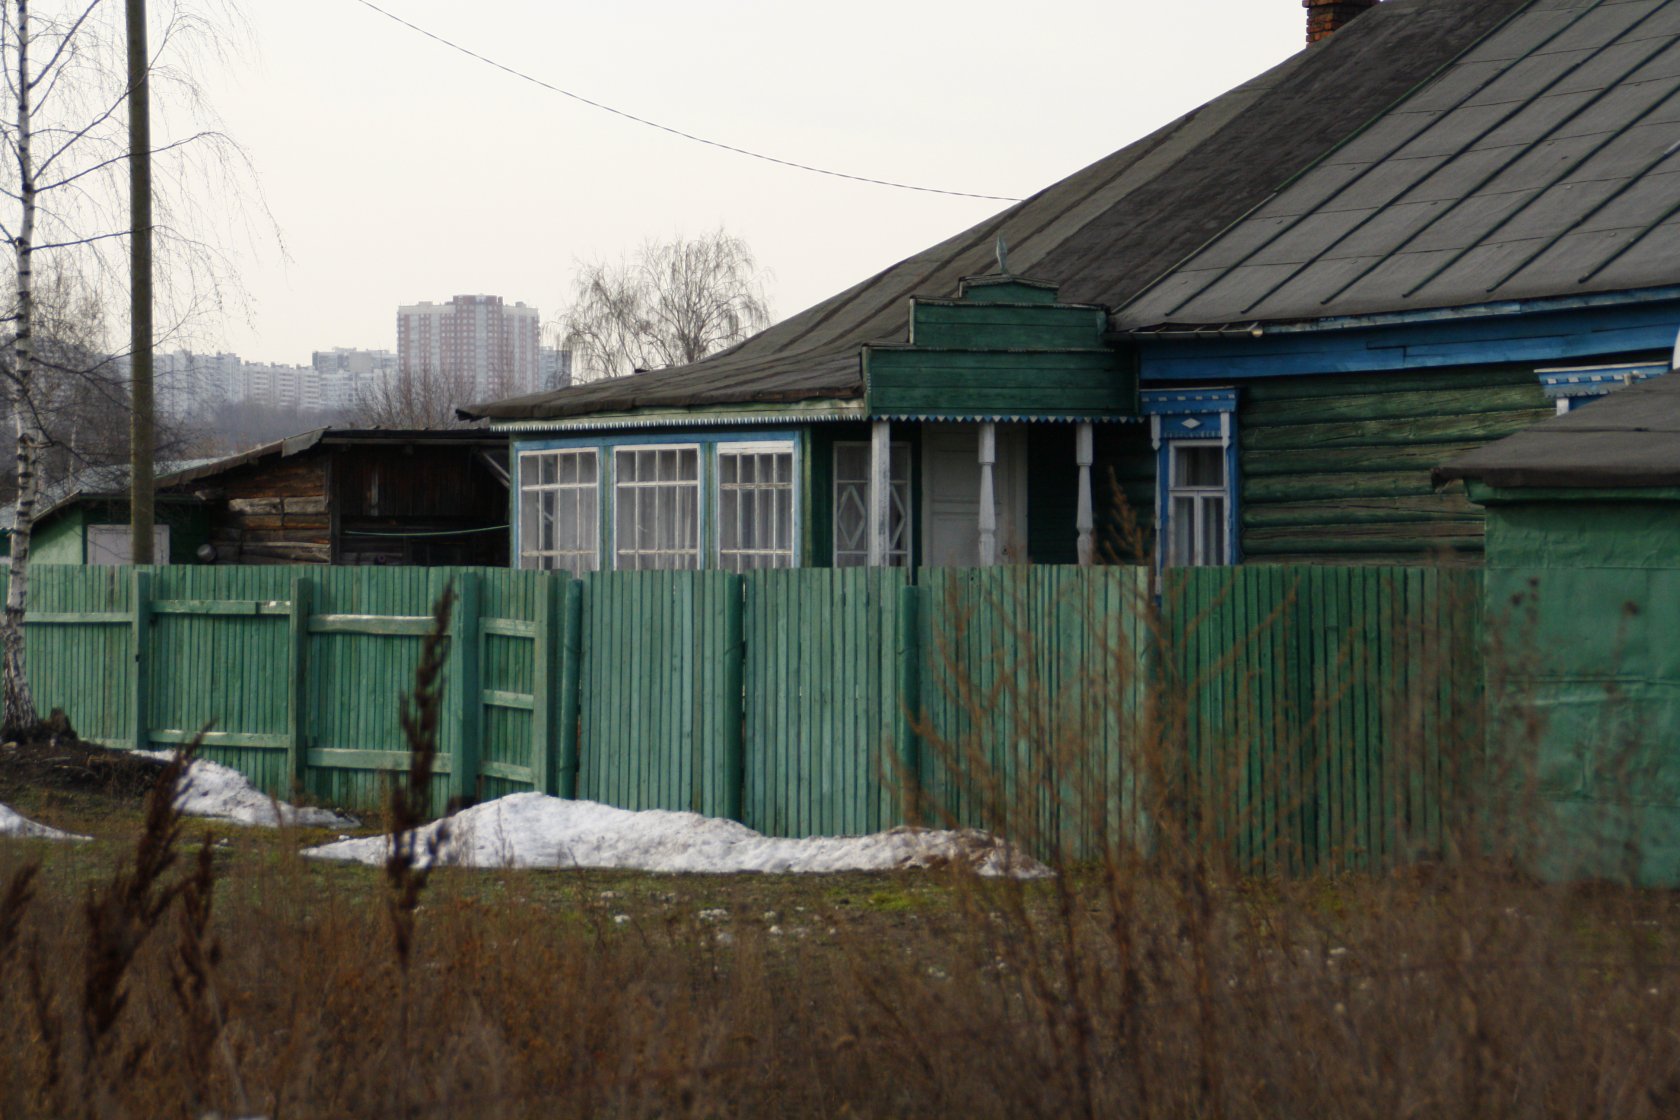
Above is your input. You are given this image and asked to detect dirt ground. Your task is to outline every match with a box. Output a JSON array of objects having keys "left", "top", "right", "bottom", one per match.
[{"left": 0, "top": 733, "right": 164, "bottom": 805}]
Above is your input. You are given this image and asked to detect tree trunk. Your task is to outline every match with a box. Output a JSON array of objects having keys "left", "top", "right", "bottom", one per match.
[{"left": 4, "top": 0, "right": 42, "bottom": 736}]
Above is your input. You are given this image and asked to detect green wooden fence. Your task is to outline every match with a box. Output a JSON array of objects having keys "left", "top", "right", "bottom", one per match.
[
  {"left": 1166, "top": 565, "right": 1483, "bottom": 876},
  {"left": 14, "top": 562, "right": 1483, "bottom": 872}
]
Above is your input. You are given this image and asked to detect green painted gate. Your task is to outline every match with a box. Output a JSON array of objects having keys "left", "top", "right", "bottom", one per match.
[
  {"left": 576, "top": 570, "right": 742, "bottom": 819},
  {"left": 741, "top": 567, "right": 910, "bottom": 838}
]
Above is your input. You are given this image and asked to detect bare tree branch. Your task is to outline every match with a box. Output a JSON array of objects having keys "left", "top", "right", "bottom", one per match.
[{"left": 561, "top": 228, "right": 772, "bottom": 383}]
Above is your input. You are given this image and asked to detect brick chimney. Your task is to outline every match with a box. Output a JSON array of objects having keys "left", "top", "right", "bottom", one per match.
[{"left": 1304, "top": 0, "right": 1379, "bottom": 44}]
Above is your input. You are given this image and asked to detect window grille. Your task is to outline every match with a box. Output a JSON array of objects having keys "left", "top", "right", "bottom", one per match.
[
  {"left": 832, "top": 442, "right": 911, "bottom": 567},
  {"left": 517, "top": 448, "right": 600, "bottom": 574},
  {"left": 717, "top": 444, "right": 796, "bottom": 571},
  {"left": 614, "top": 446, "right": 701, "bottom": 570}
]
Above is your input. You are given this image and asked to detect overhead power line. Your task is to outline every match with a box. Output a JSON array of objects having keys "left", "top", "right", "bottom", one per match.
[{"left": 348, "top": 0, "right": 1024, "bottom": 203}]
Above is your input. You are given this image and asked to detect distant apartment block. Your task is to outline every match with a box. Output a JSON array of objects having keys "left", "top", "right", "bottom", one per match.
[
  {"left": 540, "top": 347, "right": 573, "bottom": 392},
  {"left": 397, "top": 294, "right": 541, "bottom": 401},
  {"left": 153, "top": 350, "right": 381, "bottom": 420}
]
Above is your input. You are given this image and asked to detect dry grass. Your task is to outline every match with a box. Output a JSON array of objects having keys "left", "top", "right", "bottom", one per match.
[{"left": 0, "top": 583, "right": 1677, "bottom": 1118}]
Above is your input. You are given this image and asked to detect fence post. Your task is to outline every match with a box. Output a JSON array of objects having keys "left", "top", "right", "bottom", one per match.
[
  {"left": 286, "top": 576, "right": 312, "bottom": 793},
  {"left": 531, "top": 575, "right": 557, "bottom": 795},
  {"left": 723, "top": 574, "right": 746, "bottom": 822},
  {"left": 129, "top": 569, "right": 151, "bottom": 753},
  {"left": 557, "top": 577, "right": 584, "bottom": 800},
  {"left": 449, "top": 571, "right": 482, "bottom": 805},
  {"left": 896, "top": 581, "right": 923, "bottom": 824}
]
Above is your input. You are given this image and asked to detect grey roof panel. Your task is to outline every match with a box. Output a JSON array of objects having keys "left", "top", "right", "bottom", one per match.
[
  {"left": 1120, "top": 0, "right": 1680, "bottom": 329},
  {"left": 1436, "top": 370, "right": 1680, "bottom": 488}
]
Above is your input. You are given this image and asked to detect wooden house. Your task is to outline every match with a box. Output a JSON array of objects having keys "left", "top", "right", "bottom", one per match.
[
  {"left": 464, "top": 0, "right": 1680, "bottom": 574},
  {"left": 16, "top": 429, "right": 510, "bottom": 567}
]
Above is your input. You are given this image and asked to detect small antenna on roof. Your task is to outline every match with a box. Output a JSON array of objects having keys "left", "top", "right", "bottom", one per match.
[{"left": 996, "top": 237, "right": 1010, "bottom": 275}]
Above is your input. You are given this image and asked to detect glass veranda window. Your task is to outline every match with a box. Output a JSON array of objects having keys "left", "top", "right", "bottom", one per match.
[
  {"left": 614, "top": 446, "right": 701, "bottom": 570},
  {"left": 1168, "top": 443, "right": 1227, "bottom": 567},
  {"left": 518, "top": 449, "right": 599, "bottom": 574},
  {"left": 832, "top": 442, "right": 910, "bottom": 566},
  {"left": 717, "top": 445, "right": 796, "bottom": 571}
]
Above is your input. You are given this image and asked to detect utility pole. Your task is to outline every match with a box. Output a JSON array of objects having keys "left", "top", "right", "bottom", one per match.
[{"left": 127, "top": 0, "right": 154, "bottom": 564}]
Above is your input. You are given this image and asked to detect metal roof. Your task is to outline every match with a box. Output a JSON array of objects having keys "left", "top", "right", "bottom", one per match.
[
  {"left": 1435, "top": 368, "right": 1680, "bottom": 487},
  {"left": 467, "top": 0, "right": 1530, "bottom": 422},
  {"left": 1119, "top": 0, "right": 1680, "bottom": 328}
]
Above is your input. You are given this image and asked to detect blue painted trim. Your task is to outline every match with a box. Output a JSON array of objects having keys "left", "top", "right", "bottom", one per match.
[
  {"left": 1148, "top": 391, "right": 1240, "bottom": 568},
  {"left": 1537, "top": 363, "right": 1666, "bottom": 400},
  {"left": 1137, "top": 299, "right": 1680, "bottom": 382},
  {"left": 1140, "top": 388, "right": 1239, "bottom": 416}
]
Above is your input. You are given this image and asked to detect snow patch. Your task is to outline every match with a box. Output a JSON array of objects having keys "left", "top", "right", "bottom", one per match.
[
  {"left": 302, "top": 792, "right": 1048, "bottom": 878},
  {"left": 0, "top": 802, "right": 89, "bottom": 842},
  {"left": 138, "top": 752, "right": 358, "bottom": 829}
]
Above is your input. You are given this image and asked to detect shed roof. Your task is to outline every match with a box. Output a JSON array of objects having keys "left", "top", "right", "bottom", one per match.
[
  {"left": 1435, "top": 370, "right": 1680, "bottom": 488},
  {"left": 154, "top": 427, "right": 506, "bottom": 489},
  {"left": 1119, "top": 0, "right": 1680, "bottom": 328},
  {"left": 468, "top": 0, "right": 1530, "bottom": 423}
]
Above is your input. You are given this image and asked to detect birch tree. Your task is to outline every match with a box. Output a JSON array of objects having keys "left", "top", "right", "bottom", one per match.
[
  {"left": 0, "top": 0, "right": 250, "bottom": 735},
  {"left": 561, "top": 228, "right": 772, "bottom": 383}
]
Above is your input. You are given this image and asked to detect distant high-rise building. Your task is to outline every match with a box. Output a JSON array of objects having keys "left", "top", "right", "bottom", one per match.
[
  {"left": 539, "top": 347, "right": 573, "bottom": 392},
  {"left": 312, "top": 347, "right": 399, "bottom": 410},
  {"left": 396, "top": 295, "right": 541, "bottom": 402}
]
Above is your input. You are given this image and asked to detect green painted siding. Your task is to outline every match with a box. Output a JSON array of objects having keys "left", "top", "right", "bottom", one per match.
[
  {"left": 863, "top": 279, "right": 1139, "bottom": 422},
  {"left": 1239, "top": 368, "right": 1552, "bottom": 563},
  {"left": 32, "top": 501, "right": 209, "bottom": 566},
  {"left": 32, "top": 510, "right": 87, "bottom": 564},
  {"left": 868, "top": 347, "right": 1137, "bottom": 419},
  {"left": 1481, "top": 495, "right": 1680, "bottom": 885}
]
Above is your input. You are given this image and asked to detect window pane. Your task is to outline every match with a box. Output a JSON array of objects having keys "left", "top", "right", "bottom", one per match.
[
  {"left": 1201, "top": 496, "right": 1226, "bottom": 567},
  {"left": 1171, "top": 496, "right": 1196, "bottom": 566},
  {"left": 831, "top": 441, "right": 911, "bottom": 567},
  {"left": 615, "top": 445, "right": 701, "bottom": 570},
  {"left": 519, "top": 449, "right": 599, "bottom": 574},
  {"left": 719, "top": 447, "right": 794, "bottom": 570},
  {"left": 1177, "top": 445, "right": 1223, "bottom": 488}
]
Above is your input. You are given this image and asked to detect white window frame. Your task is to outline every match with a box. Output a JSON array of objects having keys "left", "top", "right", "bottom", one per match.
[
  {"left": 715, "top": 440, "right": 798, "bottom": 572},
  {"left": 88, "top": 524, "right": 170, "bottom": 566},
  {"left": 832, "top": 440, "right": 911, "bottom": 567},
  {"left": 612, "top": 443, "right": 703, "bottom": 571},
  {"left": 517, "top": 447, "right": 601, "bottom": 574},
  {"left": 1165, "top": 443, "right": 1229, "bottom": 568}
]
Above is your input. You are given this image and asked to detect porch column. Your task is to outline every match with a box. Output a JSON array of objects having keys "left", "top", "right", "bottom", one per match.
[
  {"left": 868, "top": 420, "right": 892, "bottom": 567},
  {"left": 1076, "top": 422, "right": 1095, "bottom": 566},
  {"left": 978, "top": 422, "right": 998, "bottom": 566}
]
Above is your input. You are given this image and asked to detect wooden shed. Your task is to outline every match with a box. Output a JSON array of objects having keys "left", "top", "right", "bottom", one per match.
[
  {"left": 1438, "top": 369, "right": 1680, "bottom": 885},
  {"left": 159, "top": 429, "right": 510, "bottom": 566},
  {"left": 53, "top": 428, "right": 517, "bottom": 567}
]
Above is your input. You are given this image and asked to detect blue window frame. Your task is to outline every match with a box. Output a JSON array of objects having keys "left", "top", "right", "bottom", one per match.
[
  {"left": 1142, "top": 388, "right": 1240, "bottom": 568},
  {"left": 1537, "top": 362, "right": 1667, "bottom": 414}
]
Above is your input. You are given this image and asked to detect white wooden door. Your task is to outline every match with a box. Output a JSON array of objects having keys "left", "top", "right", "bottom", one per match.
[{"left": 920, "top": 424, "right": 1028, "bottom": 566}]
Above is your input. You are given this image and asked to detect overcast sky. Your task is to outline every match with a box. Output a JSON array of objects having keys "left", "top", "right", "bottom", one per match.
[{"left": 194, "top": 0, "right": 1305, "bottom": 364}]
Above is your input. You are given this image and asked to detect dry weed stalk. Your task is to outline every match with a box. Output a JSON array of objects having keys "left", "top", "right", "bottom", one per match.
[
  {"left": 0, "top": 858, "right": 36, "bottom": 970},
  {"left": 386, "top": 583, "right": 455, "bottom": 1056}
]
